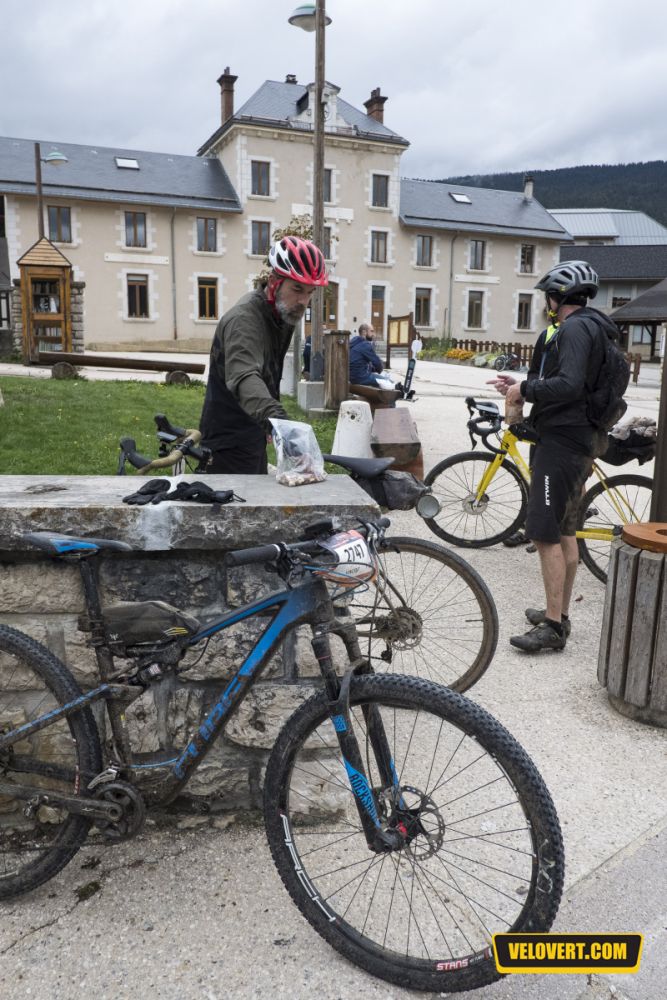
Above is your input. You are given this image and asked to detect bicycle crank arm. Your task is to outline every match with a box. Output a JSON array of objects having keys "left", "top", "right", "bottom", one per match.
[{"left": 0, "top": 781, "right": 123, "bottom": 822}]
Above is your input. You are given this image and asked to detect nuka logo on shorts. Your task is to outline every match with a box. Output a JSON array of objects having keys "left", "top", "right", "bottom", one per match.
[{"left": 544, "top": 475, "right": 551, "bottom": 507}]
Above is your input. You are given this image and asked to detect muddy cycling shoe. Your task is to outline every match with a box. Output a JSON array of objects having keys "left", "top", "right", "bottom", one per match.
[
  {"left": 525, "top": 608, "right": 572, "bottom": 637},
  {"left": 503, "top": 530, "right": 530, "bottom": 547},
  {"left": 122, "top": 479, "right": 170, "bottom": 505},
  {"left": 510, "top": 622, "right": 566, "bottom": 652}
]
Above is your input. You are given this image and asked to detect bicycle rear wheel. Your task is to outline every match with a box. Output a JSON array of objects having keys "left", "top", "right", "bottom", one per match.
[
  {"left": 345, "top": 536, "right": 498, "bottom": 692},
  {"left": 264, "top": 674, "right": 564, "bottom": 994},
  {"left": 0, "top": 626, "right": 102, "bottom": 899},
  {"left": 424, "top": 452, "right": 528, "bottom": 547},
  {"left": 577, "top": 473, "right": 653, "bottom": 583}
]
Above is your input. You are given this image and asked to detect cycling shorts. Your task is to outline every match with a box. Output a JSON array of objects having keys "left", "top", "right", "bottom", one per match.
[{"left": 525, "top": 440, "right": 592, "bottom": 543}]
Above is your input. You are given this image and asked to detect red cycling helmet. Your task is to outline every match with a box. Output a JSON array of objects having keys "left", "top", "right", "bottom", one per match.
[{"left": 268, "top": 236, "right": 328, "bottom": 287}]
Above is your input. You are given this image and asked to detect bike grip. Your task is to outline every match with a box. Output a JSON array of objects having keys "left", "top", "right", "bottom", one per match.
[
  {"left": 119, "top": 438, "right": 153, "bottom": 470},
  {"left": 226, "top": 544, "right": 281, "bottom": 567},
  {"left": 154, "top": 413, "right": 188, "bottom": 438}
]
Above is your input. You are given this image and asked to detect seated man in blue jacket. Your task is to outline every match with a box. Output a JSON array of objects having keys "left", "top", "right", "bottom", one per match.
[{"left": 349, "top": 323, "right": 384, "bottom": 387}]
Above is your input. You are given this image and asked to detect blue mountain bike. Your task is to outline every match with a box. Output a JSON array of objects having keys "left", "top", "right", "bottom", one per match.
[{"left": 0, "top": 518, "right": 563, "bottom": 993}]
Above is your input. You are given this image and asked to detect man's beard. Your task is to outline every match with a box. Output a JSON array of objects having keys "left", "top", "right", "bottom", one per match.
[{"left": 275, "top": 298, "right": 307, "bottom": 325}]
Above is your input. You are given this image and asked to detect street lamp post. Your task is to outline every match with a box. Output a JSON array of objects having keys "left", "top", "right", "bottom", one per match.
[
  {"left": 34, "top": 142, "right": 68, "bottom": 239},
  {"left": 289, "top": 1, "right": 331, "bottom": 384}
]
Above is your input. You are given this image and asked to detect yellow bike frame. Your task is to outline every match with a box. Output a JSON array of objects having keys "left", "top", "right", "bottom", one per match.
[{"left": 475, "top": 427, "right": 642, "bottom": 543}]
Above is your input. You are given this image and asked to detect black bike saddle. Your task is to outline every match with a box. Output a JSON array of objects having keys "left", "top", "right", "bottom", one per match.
[{"left": 323, "top": 454, "right": 395, "bottom": 478}]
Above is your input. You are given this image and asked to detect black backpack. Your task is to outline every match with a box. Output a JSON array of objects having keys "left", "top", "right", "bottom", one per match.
[{"left": 582, "top": 312, "right": 631, "bottom": 432}]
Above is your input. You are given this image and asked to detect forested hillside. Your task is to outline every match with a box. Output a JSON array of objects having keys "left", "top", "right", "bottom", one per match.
[{"left": 442, "top": 162, "right": 667, "bottom": 226}]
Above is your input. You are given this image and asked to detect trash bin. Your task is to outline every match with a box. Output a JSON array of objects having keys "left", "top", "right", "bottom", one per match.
[{"left": 598, "top": 523, "right": 667, "bottom": 727}]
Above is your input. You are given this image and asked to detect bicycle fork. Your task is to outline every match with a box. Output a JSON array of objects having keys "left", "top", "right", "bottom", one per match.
[{"left": 311, "top": 629, "right": 405, "bottom": 854}]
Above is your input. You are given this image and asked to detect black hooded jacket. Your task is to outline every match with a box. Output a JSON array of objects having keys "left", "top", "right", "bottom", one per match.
[{"left": 520, "top": 306, "right": 619, "bottom": 453}]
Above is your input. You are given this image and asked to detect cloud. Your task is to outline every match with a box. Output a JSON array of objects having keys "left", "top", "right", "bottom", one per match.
[{"left": 2, "top": 0, "right": 666, "bottom": 176}]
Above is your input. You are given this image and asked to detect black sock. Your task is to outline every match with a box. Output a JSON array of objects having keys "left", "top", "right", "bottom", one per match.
[
  {"left": 561, "top": 613, "right": 569, "bottom": 622},
  {"left": 545, "top": 618, "right": 564, "bottom": 636}
]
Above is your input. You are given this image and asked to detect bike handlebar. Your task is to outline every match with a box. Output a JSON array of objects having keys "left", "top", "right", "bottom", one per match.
[
  {"left": 226, "top": 518, "right": 391, "bottom": 568},
  {"left": 138, "top": 430, "right": 208, "bottom": 473}
]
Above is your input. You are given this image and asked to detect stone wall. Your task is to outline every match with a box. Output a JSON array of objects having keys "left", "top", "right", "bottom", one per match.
[{"left": 0, "top": 474, "right": 377, "bottom": 822}]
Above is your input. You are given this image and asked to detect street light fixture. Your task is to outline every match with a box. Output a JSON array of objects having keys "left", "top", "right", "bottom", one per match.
[
  {"left": 34, "top": 142, "right": 68, "bottom": 240},
  {"left": 289, "top": 0, "right": 330, "bottom": 383}
]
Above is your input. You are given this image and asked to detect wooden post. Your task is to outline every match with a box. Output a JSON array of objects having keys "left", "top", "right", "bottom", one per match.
[
  {"left": 324, "top": 330, "right": 350, "bottom": 410},
  {"left": 650, "top": 354, "right": 667, "bottom": 520}
]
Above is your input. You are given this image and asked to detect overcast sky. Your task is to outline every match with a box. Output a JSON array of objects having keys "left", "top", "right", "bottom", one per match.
[{"left": 3, "top": 0, "right": 667, "bottom": 180}]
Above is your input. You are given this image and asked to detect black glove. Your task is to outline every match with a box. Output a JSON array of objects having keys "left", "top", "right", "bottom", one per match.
[
  {"left": 161, "top": 481, "right": 239, "bottom": 504},
  {"left": 122, "top": 479, "right": 171, "bottom": 505}
]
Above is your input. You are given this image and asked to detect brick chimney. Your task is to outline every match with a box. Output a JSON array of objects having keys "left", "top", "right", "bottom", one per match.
[
  {"left": 364, "top": 87, "right": 388, "bottom": 124},
  {"left": 523, "top": 174, "right": 534, "bottom": 201},
  {"left": 217, "top": 67, "right": 238, "bottom": 125}
]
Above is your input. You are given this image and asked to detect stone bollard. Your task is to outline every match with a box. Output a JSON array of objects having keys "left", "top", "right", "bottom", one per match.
[
  {"left": 598, "top": 523, "right": 667, "bottom": 727},
  {"left": 332, "top": 400, "right": 374, "bottom": 458}
]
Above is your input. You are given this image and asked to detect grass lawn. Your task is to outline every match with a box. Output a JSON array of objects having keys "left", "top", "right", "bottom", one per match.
[{"left": 0, "top": 377, "right": 338, "bottom": 475}]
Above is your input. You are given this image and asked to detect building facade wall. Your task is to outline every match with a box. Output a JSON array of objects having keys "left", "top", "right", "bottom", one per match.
[{"left": 3, "top": 127, "right": 563, "bottom": 352}]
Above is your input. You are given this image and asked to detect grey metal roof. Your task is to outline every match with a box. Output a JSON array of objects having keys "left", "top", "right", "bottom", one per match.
[
  {"left": 0, "top": 136, "right": 241, "bottom": 213},
  {"left": 610, "top": 277, "right": 667, "bottom": 322},
  {"left": 198, "top": 80, "right": 409, "bottom": 155},
  {"left": 549, "top": 208, "right": 667, "bottom": 245},
  {"left": 400, "top": 179, "right": 569, "bottom": 241},
  {"left": 559, "top": 243, "right": 667, "bottom": 281}
]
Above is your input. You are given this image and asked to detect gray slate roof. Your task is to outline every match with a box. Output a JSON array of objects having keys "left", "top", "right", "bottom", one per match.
[
  {"left": 549, "top": 208, "right": 667, "bottom": 245},
  {"left": 198, "top": 80, "right": 409, "bottom": 155},
  {"left": 400, "top": 179, "right": 569, "bottom": 241},
  {"left": 559, "top": 244, "right": 667, "bottom": 281},
  {"left": 610, "top": 277, "right": 667, "bottom": 322},
  {"left": 0, "top": 136, "right": 241, "bottom": 213}
]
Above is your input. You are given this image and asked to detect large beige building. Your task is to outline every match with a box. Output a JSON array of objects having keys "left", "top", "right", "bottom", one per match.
[{"left": 0, "top": 71, "right": 568, "bottom": 354}]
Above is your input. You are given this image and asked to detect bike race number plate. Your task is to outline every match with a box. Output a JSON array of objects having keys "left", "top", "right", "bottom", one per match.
[{"left": 318, "top": 530, "right": 376, "bottom": 583}]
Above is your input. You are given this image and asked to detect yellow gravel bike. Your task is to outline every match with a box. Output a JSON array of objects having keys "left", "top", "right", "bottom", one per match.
[{"left": 424, "top": 397, "right": 653, "bottom": 583}]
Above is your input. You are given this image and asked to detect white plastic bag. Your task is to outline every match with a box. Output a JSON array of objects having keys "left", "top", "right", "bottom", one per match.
[{"left": 270, "top": 418, "right": 327, "bottom": 486}]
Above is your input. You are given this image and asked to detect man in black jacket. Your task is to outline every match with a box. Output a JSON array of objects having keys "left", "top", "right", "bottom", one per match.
[
  {"left": 199, "top": 236, "right": 327, "bottom": 474},
  {"left": 491, "top": 260, "right": 613, "bottom": 652}
]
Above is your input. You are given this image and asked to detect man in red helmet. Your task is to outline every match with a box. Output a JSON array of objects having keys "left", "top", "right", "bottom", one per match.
[{"left": 199, "top": 236, "right": 328, "bottom": 474}]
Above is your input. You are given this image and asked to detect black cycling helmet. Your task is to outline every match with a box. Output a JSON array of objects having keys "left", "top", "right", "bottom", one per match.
[{"left": 535, "top": 260, "right": 599, "bottom": 300}]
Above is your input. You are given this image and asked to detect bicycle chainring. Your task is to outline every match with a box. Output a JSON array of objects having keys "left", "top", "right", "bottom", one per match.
[{"left": 93, "top": 781, "right": 147, "bottom": 841}]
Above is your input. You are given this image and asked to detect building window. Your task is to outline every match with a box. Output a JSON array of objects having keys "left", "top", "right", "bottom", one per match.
[
  {"left": 372, "top": 174, "right": 389, "bottom": 207},
  {"left": 322, "top": 226, "right": 332, "bottom": 260},
  {"left": 127, "top": 275, "right": 149, "bottom": 318},
  {"left": 48, "top": 206, "right": 71, "bottom": 243},
  {"left": 467, "top": 290, "right": 484, "bottom": 328},
  {"left": 520, "top": 244, "right": 535, "bottom": 273},
  {"left": 197, "top": 217, "right": 217, "bottom": 252},
  {"left": 323, "top": 168, "right": 333, "bottom": 204},
  {"left": 415, "top": 288, "right": 432, "bottom": 326},
  {"left": 0, "top": 196, "right": 5, "bottom": 238},
  {"left": 251, "top": 161, "right": 270, "bottom": 197},
  {"left": 612, "top": 296, "right": 631, "bottom": 309},
  {"left": 416, "top": 235, "right": 432, "bottom": 267},
  {"left": 371, "top": 230, "right": 388, "bottom": 263},
  {"left": 517, "top": 293, "right": 532, "bottom": 330},
  {"left": 0, "top": 291, "right": 9, "bottom": 329},
  {"left": 631, "top": 325, "right": 652, "bottom": 345},
  {"left": 198, "top": 278, "right": 218, "bottom": 319},
  {"left": 251, "top": 221, "right": 271, "bottom": 256},
  {"left": 125, "top": 211, "right": 146, "bottom": 248},
  {"left": 469, "top": 239, "right": 486, "bottom": 271}
]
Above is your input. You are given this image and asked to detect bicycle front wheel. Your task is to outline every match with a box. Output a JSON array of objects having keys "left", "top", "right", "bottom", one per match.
[
  {"left": 578, "top": 473, "right": 653, "bottom": 583},
  {"left": 264, "top": 674, "right": 564, "bottom": 994},
  {"left": 0, "top": 626, "right": 102, "bottom": 899},
  {"left": 424, "top": 451, "right": 528, "bottom": 547},
  {"left": 345, "top": 536, "right": 498, "bottom": 692}
]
